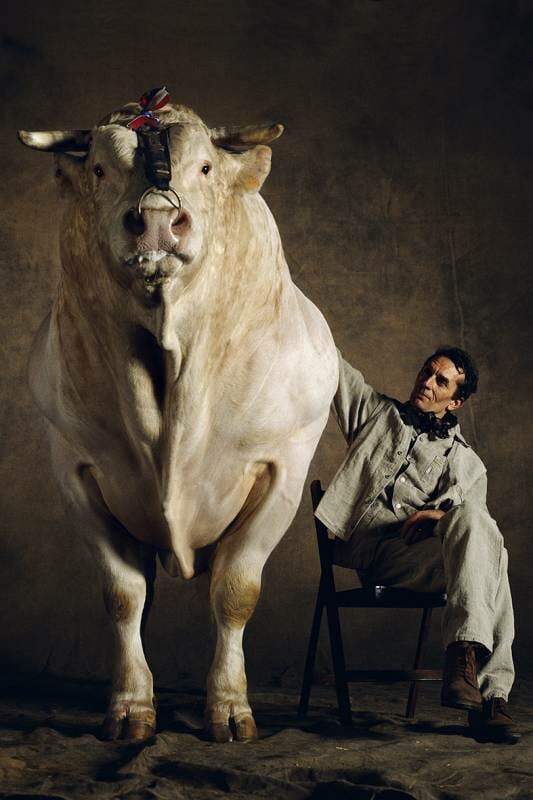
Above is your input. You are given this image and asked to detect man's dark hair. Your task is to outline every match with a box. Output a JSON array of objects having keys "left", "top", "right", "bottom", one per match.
[{"left": 425, "top": 346, "right": 479, "bottom": 401}]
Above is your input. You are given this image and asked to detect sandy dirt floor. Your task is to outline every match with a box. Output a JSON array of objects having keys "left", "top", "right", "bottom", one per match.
[{"left": 0, "top": 675, "right": 532, "bottom": 799}]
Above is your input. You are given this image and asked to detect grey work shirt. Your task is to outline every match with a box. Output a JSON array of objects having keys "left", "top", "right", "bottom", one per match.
[
  {"left": 315, "top": 352, "right": 487, "bottom": 557},
  {"left": 333, "top": 423, "right": 455, "bottom": 569},
  {"left": 366, "top": 425, "right": 455, "bottom": 529}
]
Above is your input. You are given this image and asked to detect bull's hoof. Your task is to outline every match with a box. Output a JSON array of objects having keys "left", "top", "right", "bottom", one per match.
[
  {"left": 101, "top": 715, "right": 156, "bottom": 742},
  {"left": 234, "top": 715, "right": 258, "bottom": 742},
  {"left": 204, "top": 715, "right": 258, "bottom": 743},
  {"left": 124, "top": 719, "right": 156, "bottom": 740},
  {"left": 101, "top": 702, "right": 156, "bottom": 742},
  {"left": 205, "top": 722, "right": 234, "bottom": 743},
  {"left": 101, "top": 716, "right": 124, "bottom": 741}
]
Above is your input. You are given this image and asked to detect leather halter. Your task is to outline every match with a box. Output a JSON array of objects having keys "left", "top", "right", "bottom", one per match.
[
  {"left": 138, "top": 127, "right": 172, "bottom": 189},
  {"left": 136, "top": 126, "right": 182, "bottom": 215}
]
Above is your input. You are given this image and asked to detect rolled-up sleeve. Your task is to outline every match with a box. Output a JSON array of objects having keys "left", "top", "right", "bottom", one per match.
[{"left": 334, "top": 350, "right": 383, "bottom": 446}]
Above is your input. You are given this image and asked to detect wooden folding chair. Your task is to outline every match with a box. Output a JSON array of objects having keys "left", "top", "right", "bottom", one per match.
[{"left": 299, "top": 480, "right": 446, "bottom": 724}]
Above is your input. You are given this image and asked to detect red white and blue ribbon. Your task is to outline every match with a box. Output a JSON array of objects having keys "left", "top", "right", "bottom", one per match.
[{"left": 127, "top": 87, "right": 170, "bottom": 130}]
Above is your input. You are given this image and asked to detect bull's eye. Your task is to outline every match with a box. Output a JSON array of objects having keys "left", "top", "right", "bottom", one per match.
[
  {"left": 201, "top": 163, "right": 211, "bottom": 175},
  {"left": 93, "top": 165, "right": 105, "bottom": 179}
]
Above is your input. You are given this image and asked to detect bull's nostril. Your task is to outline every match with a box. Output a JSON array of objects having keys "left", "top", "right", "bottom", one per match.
[
  {"left": 124, "top": 208, "right": 145, "bottom": 235},
  {"left": 172, "top": 212, "right": 189, "bottom": 229}
]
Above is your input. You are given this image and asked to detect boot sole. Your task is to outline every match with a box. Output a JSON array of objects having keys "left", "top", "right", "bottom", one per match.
[
  {"left": 470, "top": 728, "right": 521, "bottom": 744},
  {"left": 441, "top": 696, "right": 483, "bottom": 712}
]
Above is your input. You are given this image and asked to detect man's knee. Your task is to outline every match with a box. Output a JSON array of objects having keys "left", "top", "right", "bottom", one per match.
[{"left": 437, "top": 499, "right": 503, "bottom": 547}]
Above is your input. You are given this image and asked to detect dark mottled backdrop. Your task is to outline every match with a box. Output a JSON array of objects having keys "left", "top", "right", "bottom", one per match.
[{"left": 1, "top": 1, "right": 532, "bottom": 691}]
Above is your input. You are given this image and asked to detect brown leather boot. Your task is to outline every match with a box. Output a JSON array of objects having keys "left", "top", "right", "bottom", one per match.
[
  {"left": 441, "top": 641, "right": 483, "bottom": 711},
  {"left": 468, "top": 698, "right": 521, "bottom": 744}
]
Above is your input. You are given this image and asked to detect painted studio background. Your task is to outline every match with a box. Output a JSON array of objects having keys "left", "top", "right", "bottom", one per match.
[{"left": 2, "top": 1, "right": 532, "bottom": 691}]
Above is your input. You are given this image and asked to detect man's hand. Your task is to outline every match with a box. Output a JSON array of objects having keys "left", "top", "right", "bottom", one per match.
[{"left": 400, "top": 509, "right": 446, "bottom": 545}]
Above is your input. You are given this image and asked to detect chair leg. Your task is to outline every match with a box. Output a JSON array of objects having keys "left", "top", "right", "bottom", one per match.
[
  {"left": 406, "top": 607, "right": 433, "bottom": 718},
  {"left": 325, "top": 599, "right": 352, "bottom": 725},
  {"left": 298, "top": 582, "right": 325, "bottom": 718}
]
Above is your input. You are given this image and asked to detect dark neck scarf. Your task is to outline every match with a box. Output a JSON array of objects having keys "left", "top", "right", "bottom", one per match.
[{"left": 394, "top": 400, "right": 458, "bottom": 440}]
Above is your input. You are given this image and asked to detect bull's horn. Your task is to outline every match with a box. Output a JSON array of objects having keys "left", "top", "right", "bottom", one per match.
[
  {"left": 211, "top": 123, "right": 284, "bottom": 152},
  {"left": 17, "top": 129, "right": 91, "bottom": 153}
]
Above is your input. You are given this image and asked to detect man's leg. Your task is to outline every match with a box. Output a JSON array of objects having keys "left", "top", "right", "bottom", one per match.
[
  {"left": 351, "top": 533, "right": 483, "bottom": 709},
  {"left": 339, "top": 506, "right": 518, "bottom": 742},
  {"left": 436, "top": 502, "right": 518, "bottom": 742},
  {"left": 436, "top": 500, "right": 515, "bottom": 702},
  {"left": 349, "top": 528, "right": 445, "bottom": 593},
  {"left": 348, "top": 504, "right": 515, "bottom": 699}
]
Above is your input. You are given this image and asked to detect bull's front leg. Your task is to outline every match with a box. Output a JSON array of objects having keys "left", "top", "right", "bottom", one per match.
[
  {"left": 205, "top": 457, "right": 311, "bottom": 743},
  {"left": 58, "top": 455, "right": 157, "bottom": 741},
  {"left": 207, "top": 552, "right": 262, "bottom": 742},
  {"left": 98, "top": 533, "right": 157, "bottom": 741}
]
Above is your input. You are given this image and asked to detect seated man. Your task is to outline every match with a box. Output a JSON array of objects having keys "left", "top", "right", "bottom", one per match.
[{"left": 315, "top": 347, "right": 518, "bottom": 743}]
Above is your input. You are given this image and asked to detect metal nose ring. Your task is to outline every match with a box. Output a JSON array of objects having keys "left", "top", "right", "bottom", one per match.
[{"left": 137, "top": 186, "right": 182, "bottom": 216}]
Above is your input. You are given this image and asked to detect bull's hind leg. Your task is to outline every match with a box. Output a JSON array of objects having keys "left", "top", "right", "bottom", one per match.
[{"left": 205, "top": 456, "right": 312, "bottom": 742}]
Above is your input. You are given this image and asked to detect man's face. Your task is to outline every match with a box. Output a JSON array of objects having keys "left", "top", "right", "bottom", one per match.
[{"left": 409, "top": 356, "right": 465, "bottom": 418}]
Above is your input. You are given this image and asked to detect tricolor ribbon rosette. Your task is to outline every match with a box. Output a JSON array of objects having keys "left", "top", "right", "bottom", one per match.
[{"left": 127, "top": 87, "right": 170, "bottom": 130}]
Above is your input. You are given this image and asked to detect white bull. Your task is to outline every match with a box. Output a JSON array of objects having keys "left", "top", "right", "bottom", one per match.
[{"left": 19, "top": 96, "right": 337, "bottom": 742}]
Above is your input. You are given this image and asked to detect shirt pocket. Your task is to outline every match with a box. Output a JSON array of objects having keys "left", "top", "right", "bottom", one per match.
[{"left": 419, "top": 453, "right": 447, "bottom": 491}]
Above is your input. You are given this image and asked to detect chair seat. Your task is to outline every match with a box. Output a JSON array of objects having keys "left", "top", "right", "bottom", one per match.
[{"left": 336, "top": 586, "right": 447, "bottom": 608}]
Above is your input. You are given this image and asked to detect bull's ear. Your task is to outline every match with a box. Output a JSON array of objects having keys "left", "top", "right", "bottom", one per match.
[
  {"left": 228, "top": 145, "right": 273, "bottom": 193},
  {"left": 18, "top": 129, "right": 91, "bottom": 153},
  {"left": 210, "top": 122, "right": 284, "bottom": 153},
  {"left": 53, "top": 153, "right": 86, "bottom": 196},
  {"left": 211, "top": 122, "right": 283, "bottom": 193},
  {"left": 18, "top": 130, "right": 90, "bottom": 196}
]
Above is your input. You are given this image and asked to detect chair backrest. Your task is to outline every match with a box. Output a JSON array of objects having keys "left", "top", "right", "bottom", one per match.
[{"left": 310, "top": 479, "right": 335, "bottom": 574}]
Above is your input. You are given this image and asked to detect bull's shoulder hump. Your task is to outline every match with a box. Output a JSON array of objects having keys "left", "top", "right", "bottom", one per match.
[{"left": 292, "top": 283, "right": 335, "bottom": 348}]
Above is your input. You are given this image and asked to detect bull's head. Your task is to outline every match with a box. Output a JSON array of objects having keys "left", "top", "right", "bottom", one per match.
[{"left": 18, "top": 98, "right": 284, "bottom": 305}]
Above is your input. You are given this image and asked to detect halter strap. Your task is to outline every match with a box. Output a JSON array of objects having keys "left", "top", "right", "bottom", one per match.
[{"left": 137, "top": 127, "right": 172, "bottom": 190}]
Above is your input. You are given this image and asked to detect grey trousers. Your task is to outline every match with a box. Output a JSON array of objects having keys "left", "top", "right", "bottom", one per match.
[{"left": 334, "top": 500, "right": 515, "bottom": 700}]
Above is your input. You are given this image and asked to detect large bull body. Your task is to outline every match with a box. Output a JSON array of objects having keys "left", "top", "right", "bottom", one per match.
[{"left": 19, "top": 97, "right": 338, "bottom": 741}]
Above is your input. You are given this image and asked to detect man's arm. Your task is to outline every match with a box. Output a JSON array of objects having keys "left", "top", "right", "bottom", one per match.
[
  {"left": 334, "top": 350, "right": 383, "bottom": 446},
  {"left": 400, "top": 472, "right": 488, "bottom": 545},
  {"left": 400, "top": 509, "right": 446, "bottom": 544}
]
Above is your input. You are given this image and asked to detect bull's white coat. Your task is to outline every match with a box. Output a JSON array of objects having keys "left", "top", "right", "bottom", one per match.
[{"left": 20, "top": 101, "right": 338, "bottom": 741}]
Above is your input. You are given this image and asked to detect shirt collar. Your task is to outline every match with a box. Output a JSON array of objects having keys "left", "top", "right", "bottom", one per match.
[{"left": 394, "top": 400, "right": 459, "bottom": 441}]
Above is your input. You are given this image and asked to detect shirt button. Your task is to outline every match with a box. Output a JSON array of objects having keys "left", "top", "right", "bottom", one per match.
[
  {"left": 395, "top": 502, "right": 402, "bottom": 509},
  {"left": 400, "top": 476, "right": 406, "bottom": 483}
]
